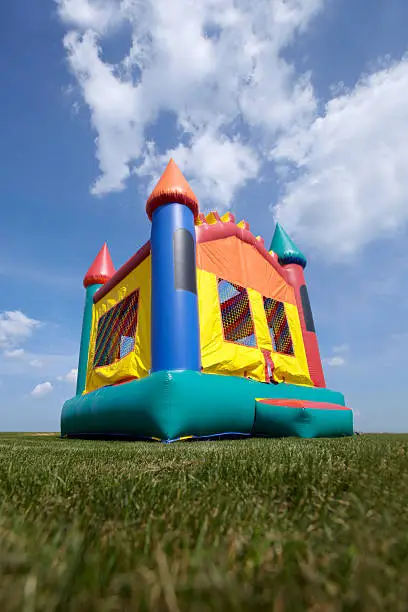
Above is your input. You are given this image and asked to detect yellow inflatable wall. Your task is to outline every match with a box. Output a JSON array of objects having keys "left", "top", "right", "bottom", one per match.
[
  {"left": 84, "top": 233, "right": 312, "bottom": 394},
  {"left": 196, "top": 237, "right": 312, "bottom": 386},
  {"left": 85, "top": 255, "right": 151, "bottom": 394}
]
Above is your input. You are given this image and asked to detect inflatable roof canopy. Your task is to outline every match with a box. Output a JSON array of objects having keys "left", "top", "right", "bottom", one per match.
[{"left": 61, "top": 160, "right": 353, "bottom": 441}]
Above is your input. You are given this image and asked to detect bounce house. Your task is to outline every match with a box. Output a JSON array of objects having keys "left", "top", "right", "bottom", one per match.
[{"left": 61, "top": 159, "right": 353, "bottom": 441}]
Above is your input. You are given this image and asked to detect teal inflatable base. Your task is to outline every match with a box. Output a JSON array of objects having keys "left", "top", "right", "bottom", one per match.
[{"left": 61, "top": 371, "right": 353, "bottom": 441}]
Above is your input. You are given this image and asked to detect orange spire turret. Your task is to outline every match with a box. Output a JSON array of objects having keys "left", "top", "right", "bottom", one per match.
[
  {"left": 83, "top": 243, "right": 115, "bottom": 288},
  {"left": 146, "top": 159, "right": 199, "bottom": 221}
]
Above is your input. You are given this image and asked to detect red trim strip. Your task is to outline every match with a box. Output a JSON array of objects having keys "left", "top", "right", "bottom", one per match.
[
  {"left": 110, "top": 376, "right": 138, "bottom": 387},
  {"left": 93, "top": 219, "right": 297, "bottom": 305},
  {"left": 257, "top": 398, "right": 350, "bottom": 411},
  {"left": 94, "top": 221, "right": 290, "bottom": 304},
  {"left": 94, "top": 241, "right": 151, "bottom": 303}
]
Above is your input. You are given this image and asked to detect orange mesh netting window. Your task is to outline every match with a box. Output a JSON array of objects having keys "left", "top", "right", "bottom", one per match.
[{"left": 217, "top": 279, "right": 257, "bottom": 348}]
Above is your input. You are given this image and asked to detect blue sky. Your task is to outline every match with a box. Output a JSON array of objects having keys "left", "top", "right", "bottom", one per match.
[{"left": 1, "top": 0, "right": 408, "bottom": 432}]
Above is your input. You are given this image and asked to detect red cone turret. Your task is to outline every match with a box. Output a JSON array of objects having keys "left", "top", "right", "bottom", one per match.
[
  {"left": 83, "top": 243, "right": 115, "bottom": 288},
  {"left": 146, "top": 158, "right": 199, "bottom": 221}
]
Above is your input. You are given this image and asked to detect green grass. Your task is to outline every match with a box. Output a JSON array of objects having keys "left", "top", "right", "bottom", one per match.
[{"left": 1, "top": 433, "right": 408, "bottom": 611}]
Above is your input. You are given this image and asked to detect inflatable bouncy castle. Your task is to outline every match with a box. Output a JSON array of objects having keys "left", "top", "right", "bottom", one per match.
[{"left": 61, "top": 160, "right": 353, "bottom": 441}]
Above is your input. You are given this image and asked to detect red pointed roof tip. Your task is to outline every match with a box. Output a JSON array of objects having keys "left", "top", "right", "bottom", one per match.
[
  {"left": 146, "top": 158, "right": 199, "bottom": 221},
  {"left": 83, "top": 242, "right": 116, "bottom": 288}
]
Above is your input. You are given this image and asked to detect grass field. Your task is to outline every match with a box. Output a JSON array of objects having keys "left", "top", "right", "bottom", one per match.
[{"left": 1, "top": 433, "right": 408, "bottom": 611}]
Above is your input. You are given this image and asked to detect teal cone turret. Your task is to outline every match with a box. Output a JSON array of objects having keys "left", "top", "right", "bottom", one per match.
[{"left": 270, "top": 222, "right": 307, "bottom": 269}]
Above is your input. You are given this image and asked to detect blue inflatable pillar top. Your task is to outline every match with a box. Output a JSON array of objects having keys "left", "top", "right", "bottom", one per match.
[
  {"left": 77, "top": 243, "right": 116, "bottom": 395},
  {"left": 146, "top": 159, "right": 201, "bottom": 374}
]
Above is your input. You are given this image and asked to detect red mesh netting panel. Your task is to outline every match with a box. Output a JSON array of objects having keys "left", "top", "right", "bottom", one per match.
[
  {"left": 218, "top": 279, "right": 257, "bottom": 347},
  {"left": 263, "top": 296, "right": 294, "bottom": 356},
  {"left": 94, "top": 290, "right": 139, "bottom": 368}
]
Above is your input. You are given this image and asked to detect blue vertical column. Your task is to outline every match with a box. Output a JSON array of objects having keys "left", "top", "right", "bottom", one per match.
[{"left": 150, "top": 202, "right": 201, "bottom": 372}]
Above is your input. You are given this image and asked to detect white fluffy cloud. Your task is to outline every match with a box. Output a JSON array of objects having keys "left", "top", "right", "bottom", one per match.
[
  {"left": 274, "top": 57, "right": 408, "bottom": 259},
  {"left": 55, "top": 0, "right": 120, "bottom": 33},
  {"left": 333, "top": 344, "right": 349, "bottom": 354},
  {"left": 57, "top": 0, "right": 323, "bottom": 204},
  {"left": 63, "top": 28, "right": 143, "bottom": 194},
  {"left": 0, "top": 311, "right": 40, "bottom": 349},
  {"left": 325, "top": 356, "right": 345, "bottom": 368},
  {"left": 3, "top": 348, "right": 25, "bottom": 359},
  {"left": 29, "top": 359, "right": 44, "bottom": 368},
  {"left": 2, "top": 347, "right": 43, "bottom": 369},
  {"left": 324, "top": 344, "right": 348, "bottom": 367},
  {"left": 137, "top": 132, "right": 260, "bottom": 207},
  {"left": 57, "top": 0, "right": 408, "bottom": 258},
  {"left": 57, "top": 368, "right": 78, "bottom": 384},
  {"left": 31, "top": 382, "right": 53, "bottom": 397}
]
